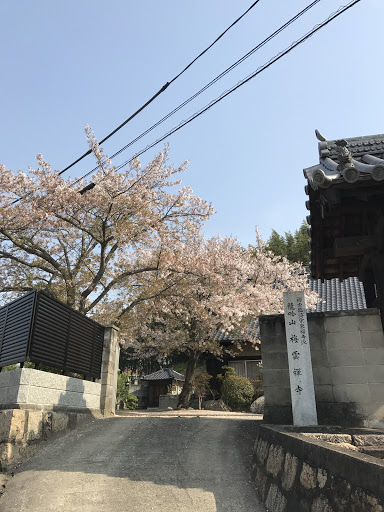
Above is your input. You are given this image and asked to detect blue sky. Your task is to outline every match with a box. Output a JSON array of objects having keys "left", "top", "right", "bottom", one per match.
[{"left": 1, "top": 0, "right": 382, "bottom": 245}]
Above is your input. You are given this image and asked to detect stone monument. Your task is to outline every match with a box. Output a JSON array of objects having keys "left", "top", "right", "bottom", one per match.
[{"left": 283, "top": 291, "right": 318, "bottom": 426}]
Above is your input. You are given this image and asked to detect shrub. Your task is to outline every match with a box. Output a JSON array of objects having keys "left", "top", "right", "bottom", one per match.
[
  {"left": 124, "top": 394, "right": 138, "bottom": 410},
  {"left": 117, "top": 371, "right": 130, "bottom": 395},
  {"left": 2, "top": 364, "right": 18, "bottom": 371},
  {"left": 221, "top": 374, "right": 254, "bottom": 411},
  {"left": 116, "top": 371, "right": 138, "bottom": 410}
]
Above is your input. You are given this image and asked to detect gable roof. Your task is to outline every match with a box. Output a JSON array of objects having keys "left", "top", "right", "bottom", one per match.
[{"left": 142, "top": 368, "right": 185, "bottom": 381}]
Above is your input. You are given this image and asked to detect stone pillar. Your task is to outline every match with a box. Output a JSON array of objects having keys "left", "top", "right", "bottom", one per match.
[
  {"left": 283, "top": 291, "right": 318, "bottom": 427},
  {"left": 100, "top": 326, "right": 120, "bottom": 416}
]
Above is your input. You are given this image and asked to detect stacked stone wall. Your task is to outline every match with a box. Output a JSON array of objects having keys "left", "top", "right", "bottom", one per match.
[
  {"left": 0, "top": 408, "right": 98, "bottom": 471},
  {"left": 253, "top": 425, "right": 384, "bottom": 512}
]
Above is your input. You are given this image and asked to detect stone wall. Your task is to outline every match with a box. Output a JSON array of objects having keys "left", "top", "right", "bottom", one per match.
[
  {"left": 260, "top": 308, "right": 384, "bottom": 427},
  {"left": 158, "top": 395, "right": 179, "bottom": 409},
  {"left": 130, "top": 380, "right": 149, "bottom": 409},
  {"left": 253, "top": 424, "right": 384, "bottom": 512},
  {"left": 0, "top": 408, "right": 98, "bottom": 471},
  {"left": 0, "top": 369, "right": 101, "bottom": 413}
]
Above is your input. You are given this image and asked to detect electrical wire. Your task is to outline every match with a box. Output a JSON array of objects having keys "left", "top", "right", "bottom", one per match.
[
  {"left": 9, "top": 0, "right": 361, "bottom": 202},
  {"left": 74, "top": 0, "right": 361, "bottom": 192},
  {"left": 9, "top": 0, "right": 261, "bottom": 205},
  {"left": 56, "top": 0, "right": 262, "bottom": 177},
  {"left": 76, "top": 0, "right": 322, "bottom": 182}
]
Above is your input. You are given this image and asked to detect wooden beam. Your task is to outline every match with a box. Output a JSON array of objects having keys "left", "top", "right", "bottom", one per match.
[{"left": 334, "top": 236, "right": 377, "bottom": 257}]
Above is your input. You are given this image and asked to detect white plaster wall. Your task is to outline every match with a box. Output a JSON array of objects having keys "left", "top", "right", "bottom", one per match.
[{"left": 0, "top": 368, "right": 101, "bottom": 410}]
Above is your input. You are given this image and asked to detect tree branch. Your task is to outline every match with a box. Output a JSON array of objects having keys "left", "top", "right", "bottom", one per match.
[
  {"left": 0, "top": 250, "right": 55, "bottom": 274},
  {"left": 116, "top": 280, "right": 179, "bottom": 323},
  {"left": 0, "top": 229, "right": 64, "bottom": 274},
  {"left": 84, "top": 265, "right": 161, "bottom": 314}
]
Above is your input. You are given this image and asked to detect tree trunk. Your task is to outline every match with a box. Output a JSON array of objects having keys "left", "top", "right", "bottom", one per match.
[
  {"left": 66, "top": 285, "right": 76, "bottom": 310},
  {"left": 177, "top": 352, "right": 200, "bottom": 409}
]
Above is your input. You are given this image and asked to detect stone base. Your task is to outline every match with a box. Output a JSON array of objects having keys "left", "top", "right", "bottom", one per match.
[
  {"left": 0, "top": 408, "right": 100, "bottom": 472},
  {"left": 264, "top": 402, "right": 384, "bottom": 428}
]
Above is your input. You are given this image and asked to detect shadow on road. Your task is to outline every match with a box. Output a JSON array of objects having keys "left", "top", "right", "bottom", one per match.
[{"left": 1, "top": 416, "right": 264, "bottom": 512}]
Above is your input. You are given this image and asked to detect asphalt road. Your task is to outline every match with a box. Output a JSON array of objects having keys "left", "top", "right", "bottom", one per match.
[{"left": 0, "top": 414, "right": 265, "bottom": 512}]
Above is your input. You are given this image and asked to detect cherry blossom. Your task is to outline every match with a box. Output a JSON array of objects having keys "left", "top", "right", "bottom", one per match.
[
  {"left": 127, "top": 233, "right": 318, "bottom": 408},
  {"left": 0, "top": 127, "right": 213, "bottom": 318}
]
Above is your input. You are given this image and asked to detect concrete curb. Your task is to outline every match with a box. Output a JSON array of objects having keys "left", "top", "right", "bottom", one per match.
[{"left": 115, "top": 409, "right": 263, "bottom": 419}]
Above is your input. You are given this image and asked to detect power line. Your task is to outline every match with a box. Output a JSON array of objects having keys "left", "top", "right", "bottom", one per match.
[
  {"left": 10, "top": 0, "right": 361, "bottom": 202},
  {"left": 117, "top": 0, "right": 362, "bottom": 166},
  {"left": 167, "top": 0, "right": 262, "bottom": 85},
  {"left": 56, "top": 0, "right": 262, "bottom": 177},
  {"left": 76, "top": 0, "right": 321, "bottom": 182},
  {"left": 9, "top": 0, "right": 261, "bottom": 206},
  {"left": 75, "top": 0, "right": 360, "bottom": 192}
]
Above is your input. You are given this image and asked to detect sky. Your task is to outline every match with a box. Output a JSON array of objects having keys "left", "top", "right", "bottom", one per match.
[{"left": 1, "top": 0, "right": 383, "bottom": 246}]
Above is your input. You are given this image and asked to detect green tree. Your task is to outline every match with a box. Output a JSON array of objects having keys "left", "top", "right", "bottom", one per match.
[
  {"left": 267, "top": 221, "right": 309, "bottom": 265},
  {"left": 267, "top": 230, "right": 286, "bottom": 259},
  {"left": 192, "top": 371, "right": 212, "bottom": 410},
  {"left": 293, "top": 221, "right": 311, "bottom": 265}
]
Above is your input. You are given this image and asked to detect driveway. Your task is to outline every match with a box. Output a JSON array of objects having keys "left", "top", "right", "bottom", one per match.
[{"left": 0, "top": 411, "right": 265, "bottom": 512}]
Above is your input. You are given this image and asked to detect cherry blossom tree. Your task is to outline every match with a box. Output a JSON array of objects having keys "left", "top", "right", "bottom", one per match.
[
  {"left": 129, "top": 233, "right": 318, "bottom": 408},
  {"left": 0, "top": 126, "right": 213, "bottom": 322}
]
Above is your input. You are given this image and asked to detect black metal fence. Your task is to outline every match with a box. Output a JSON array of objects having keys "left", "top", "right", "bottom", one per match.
[{"left": 0, "top": 291, "right": 105, "bottom": 379}]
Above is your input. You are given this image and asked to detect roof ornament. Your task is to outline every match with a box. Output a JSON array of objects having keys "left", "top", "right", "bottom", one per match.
[
  {"left": 315, "top": 129, "right": 327, "bottom": 142},
  {"left": 334, "top": 139, "right": 359, "bottom": 183},
  {"left": 334, "top": 139, "right": 352, "bottom": 167}
]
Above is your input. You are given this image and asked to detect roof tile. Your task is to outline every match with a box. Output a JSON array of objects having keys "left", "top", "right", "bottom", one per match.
[{"left": 143, "top": 368, "right": 185, "bottom": 381}]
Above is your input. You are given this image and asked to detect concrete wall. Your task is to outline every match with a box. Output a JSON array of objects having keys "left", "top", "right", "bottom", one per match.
[
  {"left": 0, "top": 324, "right": 121, "bottom": 472},
  {"left": 0, "top": 325, "right": 120, "bottom": 417},
  {"left": 260, "top": 308, "right": 384, "bottom": 427},
  {"left": 252, "top": 424, "right": 384, "bottom": 512},
  {"left": 129, "top": 380, "right": 149, "bottom": 409},
  {"left": 0, "top": 369, "right": 101, "bottom": 413}
]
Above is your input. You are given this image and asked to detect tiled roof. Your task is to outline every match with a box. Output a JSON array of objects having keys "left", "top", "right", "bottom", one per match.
[
  {"left": 142, "top": 368, "right": 185, "bottom": 381},
  {"left": 304, "top": 131, "right": 384, "bottom": 189},
  {"left": 214, "top": 319, "right": 259, "bottom": 342},
  {"left": 308, "top": 276, "right": 366, "bottom": 312}
]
